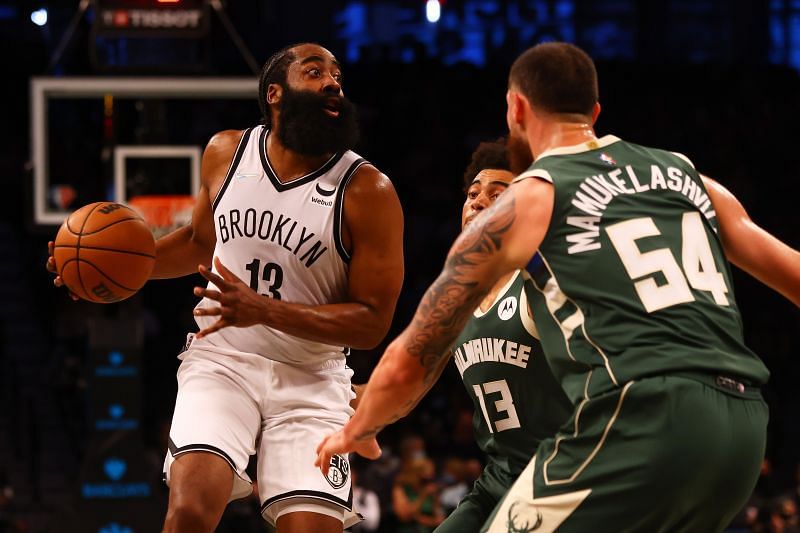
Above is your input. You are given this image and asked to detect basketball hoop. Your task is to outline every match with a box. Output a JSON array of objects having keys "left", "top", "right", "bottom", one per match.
[{"left": 128, "top": 195, "right": 194, "bottom": 238}]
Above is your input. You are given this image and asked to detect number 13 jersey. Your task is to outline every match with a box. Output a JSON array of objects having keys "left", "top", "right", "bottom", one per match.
[
  {"left": 452, "top": 270, "right": 571, "bottom": 474},
  {"left": 192, "top": 125, "right": 367, "bottom": 364}
]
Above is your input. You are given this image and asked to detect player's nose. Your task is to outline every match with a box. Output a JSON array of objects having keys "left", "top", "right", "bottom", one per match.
[
  {"left": 322, "top": 76, "right": 341, "bottom": 94},
  {"left": 472, "top": 194, "right": 490, "bottom": 210}
]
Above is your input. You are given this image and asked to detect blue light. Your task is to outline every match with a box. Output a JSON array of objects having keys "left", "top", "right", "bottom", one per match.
[
  {"left": 99, "top": 524, "right": 133, "bottom": 533},
  {"left": 426, "top": 0, "right": 440, "bottom": 23},
  {"left": 30, "top": 8, "right": 47, "bottom": 26},
  {"left": 104, "top": 458, "right": 127, "bottom": 481}
]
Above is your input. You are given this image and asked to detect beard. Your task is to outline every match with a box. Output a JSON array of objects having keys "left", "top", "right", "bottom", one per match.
[
  {"left": 275, "top": 86, "right": 360, "bottom": 156},
  {"left": 507, "top": 132, "right": 534, "bottom": 175}
]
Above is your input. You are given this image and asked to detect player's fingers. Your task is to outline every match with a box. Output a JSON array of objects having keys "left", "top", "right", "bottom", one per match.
[
  {"left": 194, "top": 287, "right": 222, "bottom": 301},
  {"left": 214, "top": 257, "right": 241, "bottom": 283},
  {"left": 358, "top": 438, "right": 382, "bottom": 460},
  {"left": 315, "top": 437, "right": 334, "bottom": 473},
  {"left": 193, "top": 306, "right": 222, "bottom": 317},
  {"left": 46, "top": 256, "right": 57, "bottom": 273},
  {"left": 195, "top": 319, "right": 228, "bottom": 339},
  {"left": 53, "top": 276, "right": 64, "bottom": 287},
  {"left": 198, "top": 264, "right": 231, "bottom": 290},
  {"left": 317, "top": 448, "right": 332, "bottom": 476},
  {"left": 48, "top": 241, "right": 54, "bottom": 255}
]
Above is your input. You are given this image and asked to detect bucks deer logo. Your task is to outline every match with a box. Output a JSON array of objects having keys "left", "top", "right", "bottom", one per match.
[{"left": 506, "top": 501, "right": 543, "bottom": 532}]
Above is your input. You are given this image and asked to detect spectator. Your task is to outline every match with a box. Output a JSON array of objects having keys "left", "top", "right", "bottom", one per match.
[
  {"left": 392, "top": 457, "right": 445, "bottom": 533},
  {"left": 769, "top": 494, "right": 800, "bottom": 533},
  {"left": 349, "top": 468, "right": 380, "bottom": 532},
  {"left": 438, "top": 458, "right": 467, "bottom": 515}
]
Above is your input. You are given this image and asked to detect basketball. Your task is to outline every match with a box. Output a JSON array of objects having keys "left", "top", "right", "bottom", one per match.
[{"left": 53, "top": 202, "right": 156, "bottom": 303}]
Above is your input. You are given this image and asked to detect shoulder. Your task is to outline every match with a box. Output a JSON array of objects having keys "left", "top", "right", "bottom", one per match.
[
  {"left": 344, "top": 163, "right": 399, "bottom": 204},
  {"left": 201, "top": 129, "right": 249, "bottom": 190},
  {"left": 205, "top": 129, "right": 247, "bottom": 158}
]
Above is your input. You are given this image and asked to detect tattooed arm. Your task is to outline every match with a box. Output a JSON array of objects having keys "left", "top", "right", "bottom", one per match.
[{"left": 315, "top": 177, "right": 554, "bottom": 471}]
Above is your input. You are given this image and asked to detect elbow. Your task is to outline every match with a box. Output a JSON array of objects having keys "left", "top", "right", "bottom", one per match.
[
  {"left": 351, "top": 334, "right": 384, "bottom": 351},
  {"left": 350, "top": 318, "right": 391, "bottom": 350}
]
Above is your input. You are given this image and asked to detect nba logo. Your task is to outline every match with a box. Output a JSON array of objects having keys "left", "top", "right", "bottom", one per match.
[{"left": 599, "top": 152, "right": 617, "bottom": 165}]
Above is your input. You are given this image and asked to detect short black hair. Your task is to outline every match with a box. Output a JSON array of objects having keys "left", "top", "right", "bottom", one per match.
[
  {"left": 509, "top": 42, "right": 598, "bottom": 117},
  {"left": 462, "top": 138, "right": 510, "bottom": 191},
  {"left": 257, "top": 43, "right": 307, "bottom": 127}
]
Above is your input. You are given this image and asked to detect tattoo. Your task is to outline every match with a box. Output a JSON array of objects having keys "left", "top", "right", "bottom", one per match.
[
  {"left": 406, "top": 191, "right": 517, "bottom": 383},
  {"left": 354, "top": 406, "right": 410, "bottom": 441}
]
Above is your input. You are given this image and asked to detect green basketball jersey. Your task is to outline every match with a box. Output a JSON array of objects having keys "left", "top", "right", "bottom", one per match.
[
  {"left": 451, "top": 270, "right": 572, "bottom": 474},
  {"left": 518, "top": 135, "right": 769, "bottom": 404}
]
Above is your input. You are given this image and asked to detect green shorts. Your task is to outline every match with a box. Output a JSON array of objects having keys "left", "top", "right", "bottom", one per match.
[
  {"left": 435, "top": 461, "right": 520, "bottom": 533},
  {"left": 482, "top": 373, "right": 768, "bottom": 533}
]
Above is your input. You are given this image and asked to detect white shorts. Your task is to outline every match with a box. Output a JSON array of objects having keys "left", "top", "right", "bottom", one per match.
[{"left": 163, "top": 344, "right": 361, "bottom": 527}]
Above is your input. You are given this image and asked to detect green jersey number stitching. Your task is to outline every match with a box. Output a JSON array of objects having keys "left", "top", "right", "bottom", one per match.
[
  {"left": 606, "top": 212, "right": 729, "bottom": 313},
  {"left": 472, "top": 379, "right": 521, "bottom": 433}
]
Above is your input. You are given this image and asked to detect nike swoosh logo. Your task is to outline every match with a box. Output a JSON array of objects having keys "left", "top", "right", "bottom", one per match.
[
  {"left": 315, "top": 183, "right": 336, "bottom": 197},
  {"left": 235, "top": 172, "right": 259, "bottom": 179}
]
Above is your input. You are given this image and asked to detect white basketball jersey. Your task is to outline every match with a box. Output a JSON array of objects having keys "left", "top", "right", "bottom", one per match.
[{"left": 192, "top": 125, "right": 367, "bottom": 364}]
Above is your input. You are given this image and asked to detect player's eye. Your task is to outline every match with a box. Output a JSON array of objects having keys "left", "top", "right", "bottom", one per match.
[
  {"left": 307, "top": 68, "right": 321, "bottom": 77},
  {"left": 332, "top": 71, "right": 343, "bottom": 82},
  {"left": 467, "top": 191, "right": 479, "bottom": 199}
]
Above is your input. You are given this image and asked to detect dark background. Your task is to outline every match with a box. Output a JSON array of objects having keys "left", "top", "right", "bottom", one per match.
[{"left": 0, "top": 1, "right": 798, "bottom": 532}]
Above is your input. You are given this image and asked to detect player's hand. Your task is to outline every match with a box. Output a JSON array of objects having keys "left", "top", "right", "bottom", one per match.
[
  {"left": 315, "top": 426, "right": 381, "bottom": 476},
  {"left": 46, "top": 241, "right": 78, "bottom": 301},
  {"left": 193, "top": 257, "right": 269, "bottom": 338}
]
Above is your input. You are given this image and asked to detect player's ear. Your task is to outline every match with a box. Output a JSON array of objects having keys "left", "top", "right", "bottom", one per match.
[
  {"left": 590, "top": 102, "right": 601, "bottom": 125},
  {"left": 506, "top": 89, "right": 527, "bottom": 131},
  {"left": 267, "top": 83, "right": 283, "bottom": 105}
]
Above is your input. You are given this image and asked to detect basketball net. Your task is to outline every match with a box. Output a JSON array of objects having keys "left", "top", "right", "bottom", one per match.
[{"left": 128, "top": 195, "right": 194, "bottom": 238}]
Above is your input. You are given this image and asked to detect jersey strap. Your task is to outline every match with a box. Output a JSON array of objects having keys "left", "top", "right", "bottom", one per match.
[
  {"left": 212, "top": 127, "right": 254, "bottom": 213},
  {"left": 332, "top": 158, "right": 368, "bottom": 262}
]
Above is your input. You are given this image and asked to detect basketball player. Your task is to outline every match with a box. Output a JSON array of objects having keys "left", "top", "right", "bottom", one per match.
[
  {"left": 49, "top": 43, "right": 404, "bottom": 533},
  {"left": 317, "top": 42, "right": 800, "bottom": 532},
  {"left": 433, "top": 139, "right": 571, "bottom": 532}
]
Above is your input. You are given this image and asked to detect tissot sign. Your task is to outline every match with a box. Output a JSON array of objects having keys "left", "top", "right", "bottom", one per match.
[{"left": 95, "top": 0, "right": 209, "bottom": 37}]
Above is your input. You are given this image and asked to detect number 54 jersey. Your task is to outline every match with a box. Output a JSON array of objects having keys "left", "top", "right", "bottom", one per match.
[
  {"left": 452, "top": 270, "right": 572, "bottom": 473},
  {"left": 519, "top": 135, "right": 769, "bottom": 405},
  {"left": 192, "top": 125, "right": 367, "bottom": 364}
]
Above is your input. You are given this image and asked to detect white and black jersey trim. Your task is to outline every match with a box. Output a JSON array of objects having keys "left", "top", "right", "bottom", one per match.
[
  {"left": 332, "top": 158, "right": 367, "bottom": 262},
  {"left": 212, "top": 127, "right": 254, "bottom": 213},
  {"left": 260, "top": 487, "right": 354, "bottom": 514},
  {"left": 258, "top": 127, "right": 345, "bottom": 192},
  {"left": 167, "top": 438, "right": 237, "bottom": 471}
]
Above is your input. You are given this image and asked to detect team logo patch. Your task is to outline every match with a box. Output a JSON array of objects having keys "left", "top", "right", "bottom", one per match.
[
  {"left": 507, "top": 501, "right": 543, "bottom": 532},
  {"left": 325, "top": 454, "right": 350, "bottom": 489},
  {"left": 498, "top": 296, "right": 517, "bottom": 321}
]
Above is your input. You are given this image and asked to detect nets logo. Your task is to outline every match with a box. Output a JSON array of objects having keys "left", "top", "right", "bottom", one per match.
[
  {"left": 498, "top": 296, "right": 517, "bottom": 321},
  {"left": 325, "top": 454, "right": 350, "bottom": 489}
]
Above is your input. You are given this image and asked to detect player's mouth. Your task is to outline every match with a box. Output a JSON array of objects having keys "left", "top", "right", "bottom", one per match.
[{"left": 323, "top": 97, "right": 341, "bottom": 118}]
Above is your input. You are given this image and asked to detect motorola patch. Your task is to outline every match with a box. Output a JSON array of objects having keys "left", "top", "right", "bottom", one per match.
[
  {"left": 325, "top": 454, "right": 350, "bottom": 489},
  {"left": 498, "top": 296, "right": 517, "bottom": 321}
]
